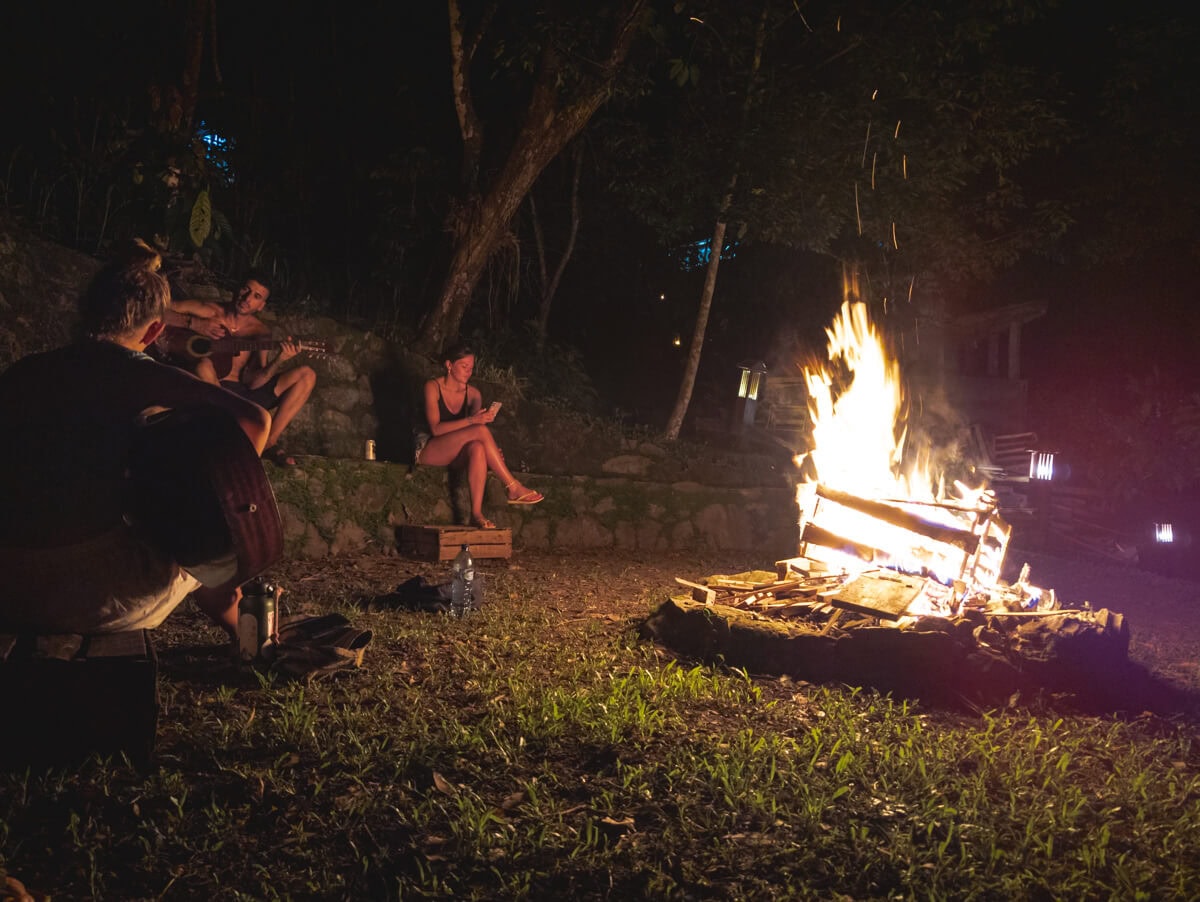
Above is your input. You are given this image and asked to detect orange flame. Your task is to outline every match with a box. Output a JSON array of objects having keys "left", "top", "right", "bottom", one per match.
[{"left": 795, "top": 290, "right": 999, "bottom": 593}]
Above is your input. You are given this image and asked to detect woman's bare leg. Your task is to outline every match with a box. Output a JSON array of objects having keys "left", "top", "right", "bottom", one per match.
[
  {"left": 464, "top": 440, "right": 489, "bottom": 523},
  {"left": 419, "top": 425, "right": 542, "bottom": 512},
  {"left": 420, "top": 425, "right": 518, "bottom": 486}
]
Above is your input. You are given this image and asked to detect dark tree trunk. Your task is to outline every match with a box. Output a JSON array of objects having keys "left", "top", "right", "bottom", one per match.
[
  {"left": 416, "top": 0, "right": 645, "bottom": 355},
  {"left": 534, "top": 142, "right": 584, "bottom": 343}
]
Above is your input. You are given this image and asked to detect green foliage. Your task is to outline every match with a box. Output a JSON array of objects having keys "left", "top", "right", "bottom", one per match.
[
  {"left": 188, "top": 187, "right": 212, "bottom": 248},
  {"left": 469, "top": 323, "right": 602, "bottom": 413},
  {"left": 1063, "top": 12, "right": 1200, "bottom": 264},
  {"left": 601, "top": 0, "right": 1073, "bottom": 296},
  {"left": 1044, "top": 366, "right": 1200, "bottom": 501}
]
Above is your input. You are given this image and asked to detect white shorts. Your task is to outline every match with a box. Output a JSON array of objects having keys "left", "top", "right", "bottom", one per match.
[{"left": 0, "top": 527, "right": 200, "bottom": 634}]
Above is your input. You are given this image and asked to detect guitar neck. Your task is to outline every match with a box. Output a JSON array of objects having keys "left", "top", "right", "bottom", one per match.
[{"left": 220, "top": 339, "right": 280, "bottom": 353}]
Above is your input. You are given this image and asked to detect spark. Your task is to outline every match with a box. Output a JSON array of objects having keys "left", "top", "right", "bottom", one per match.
[
  {"left": 855, "top": 183, "right": 862, "bottom": 235},
  {"left": 891, "top": 221, "right": 899, "bottom": 249}
]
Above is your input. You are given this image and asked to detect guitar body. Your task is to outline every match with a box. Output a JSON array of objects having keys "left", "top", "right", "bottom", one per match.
[
  {"left": 156, "top": 326, "right": 328, "bottom": 381},
  {"left": 157, "top": 329, "right": 235, "bottom": 378},
  {"left": 125, "top": 406, "right": 283, "bottom": 589}
]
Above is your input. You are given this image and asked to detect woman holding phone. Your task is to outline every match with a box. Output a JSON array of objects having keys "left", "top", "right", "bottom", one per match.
[{"left": 415, "top": 342, "right": 544, "bottom": 529}]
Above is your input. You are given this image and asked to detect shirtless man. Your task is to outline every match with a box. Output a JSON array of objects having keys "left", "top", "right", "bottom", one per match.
[
  {"left": 169, "top": 271, "right": 316, "bottom": 466},
  {"left": 0, "top": 260, "right": 271, "bottom": 637}
]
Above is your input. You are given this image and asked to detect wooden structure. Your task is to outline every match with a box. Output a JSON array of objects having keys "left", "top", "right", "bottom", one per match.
[
  {"left": 926, "top": 300, "right": 1048, "bottom": 435},
  {"left": 398, "top": 524, "right": 513, "bottom": 561}
]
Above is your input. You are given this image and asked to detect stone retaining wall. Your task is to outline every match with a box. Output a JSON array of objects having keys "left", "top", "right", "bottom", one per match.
[{"left": 269, "top": 459, "right": 802, "bottom": 560}]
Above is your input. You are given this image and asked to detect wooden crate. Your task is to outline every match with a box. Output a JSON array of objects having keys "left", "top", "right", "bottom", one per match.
[
  {"left": 0, "top": 630, "right": 158, "bottom": 768},
  {"left": 398, "top": 525, "right": 513, "bottom": 560}
]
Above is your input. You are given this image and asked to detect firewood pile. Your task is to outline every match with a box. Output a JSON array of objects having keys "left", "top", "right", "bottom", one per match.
[
  {"left": 642, "top": 484, "right": 1138, "bottom": 707},
  {"left": 644, "top": 561, "right": 1133, "bottom": 707}
]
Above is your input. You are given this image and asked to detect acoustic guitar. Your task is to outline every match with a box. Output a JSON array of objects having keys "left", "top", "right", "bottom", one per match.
[
  {"left": 124, "top": 406, "right": 284, "bottom": 590},
  {"left": 156, "top": 325, "right": 327, "bottom": 376}
]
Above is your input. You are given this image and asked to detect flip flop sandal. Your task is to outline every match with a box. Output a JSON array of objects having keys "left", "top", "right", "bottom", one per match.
[
  {"left": 506, "top": 490, "right": 543, "bottom": 505},
  {"left": 471, "top": 516, "right": 498, "bottom": 529}
]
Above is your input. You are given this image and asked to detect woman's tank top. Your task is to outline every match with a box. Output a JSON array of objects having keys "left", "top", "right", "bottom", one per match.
[{"left": 436, "top": 382, "right": 469, "bottom": 423}]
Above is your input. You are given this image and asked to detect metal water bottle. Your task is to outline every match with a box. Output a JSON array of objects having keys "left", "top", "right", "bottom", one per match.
[{"left": 237, "top": 576, "right": 277, "bottom": 661}]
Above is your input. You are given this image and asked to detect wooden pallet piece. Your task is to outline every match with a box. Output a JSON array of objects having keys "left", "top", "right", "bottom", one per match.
[{"left": 398, "top": 524, "right": 513, "bottom": 560}]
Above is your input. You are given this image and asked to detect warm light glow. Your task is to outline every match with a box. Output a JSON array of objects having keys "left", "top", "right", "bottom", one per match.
[
  {"left": 1029, "top": 451, "right": 1055, "bottom": 481},
  {"left": 794, "top": 285, "right": 1002, "bottom": 593},
  {"left": 672, "top": 334, "right": 681, "bottom": 347},
  {"left": 1155, "top": 523, "right": 1175, "bottom": 543},
  {"left": 799, "top": 296, "right": 910, "bottom": 498}
]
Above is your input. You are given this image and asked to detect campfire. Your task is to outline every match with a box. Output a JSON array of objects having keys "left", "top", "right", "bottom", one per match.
[
  {"left": 646, "top": 290, "right": 1132, "bottom": 705},
  {"left": 734, "top": 295, "right": 1052, "bottom": 624}
]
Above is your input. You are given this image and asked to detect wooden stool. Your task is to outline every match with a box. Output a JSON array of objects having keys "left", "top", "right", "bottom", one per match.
[
  {"left": 397, "top": 524, "right": 513, "bottom": 561},
  {"left": 0, "top": 630, "right": 158, "bottom": 768}
]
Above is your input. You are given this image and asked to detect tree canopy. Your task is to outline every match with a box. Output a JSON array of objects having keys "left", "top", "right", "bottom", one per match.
[{"left": 1, "top": 0, "right": 1196, "bottom": 433}]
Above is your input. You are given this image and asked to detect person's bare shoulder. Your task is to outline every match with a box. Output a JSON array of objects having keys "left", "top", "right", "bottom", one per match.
[{"left": 237, "top": 315, "right": 272, "bottom": 337}]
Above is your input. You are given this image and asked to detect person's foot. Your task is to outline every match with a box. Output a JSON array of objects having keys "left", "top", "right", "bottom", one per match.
[
  {"left": 262, "top": 445, "right": 298, "bottom": 467},
  {"left": 471, "top": 514, "right": 497, "bottom": 529},
  {"left": 504, "top": 482, "right": 544, "bottom": 505}
]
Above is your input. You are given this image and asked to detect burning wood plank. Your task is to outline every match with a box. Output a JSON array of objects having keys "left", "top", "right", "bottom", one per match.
[
  {"left": 810, "top": 485, "right": 982, "bottom": 554},
  {"left": 798, "top": 483, "right": 1012, "bottom": 591},
  {"left": 827, "top": 570, "right": 927, "bottom": 621}
]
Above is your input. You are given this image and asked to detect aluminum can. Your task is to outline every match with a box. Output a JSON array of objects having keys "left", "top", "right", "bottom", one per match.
[{"left": 365, "top": 439, "right": 377, "bottom": 460}]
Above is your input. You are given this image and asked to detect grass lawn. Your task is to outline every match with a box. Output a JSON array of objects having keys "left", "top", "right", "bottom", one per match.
[{"left": 2, "top": 550, "right": 1199, "bottom": 900}]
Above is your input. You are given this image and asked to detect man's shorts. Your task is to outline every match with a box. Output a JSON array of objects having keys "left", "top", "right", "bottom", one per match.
[
  {"left": 0, "top": 527, "right": 200, "bottom": 634},
  {"left": 220, "top": 375, "right": 281, "bottom": 411}
]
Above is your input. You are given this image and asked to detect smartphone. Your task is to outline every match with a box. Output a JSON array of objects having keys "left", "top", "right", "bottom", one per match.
[{"left": 488, "top": 401, "right": 502, "bottom": 415}]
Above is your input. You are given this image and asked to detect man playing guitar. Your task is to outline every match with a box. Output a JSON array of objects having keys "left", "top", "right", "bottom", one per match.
[
  {"left": 0, "top": 259, "right": 276, "bottom": 638},
  {"left": 167, "top": 271, "right": 316, "bottom": 467}
]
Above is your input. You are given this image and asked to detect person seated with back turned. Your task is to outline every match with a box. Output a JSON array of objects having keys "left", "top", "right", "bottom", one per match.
[
  {"left": 166, "top": 269, "right": 316, "bottom": 467},
  {"left": 0, "top": 253, "right": 271, "bottom": 637},
  {"left": 414, "top": 342, "right": 544, "bottom": 529}
]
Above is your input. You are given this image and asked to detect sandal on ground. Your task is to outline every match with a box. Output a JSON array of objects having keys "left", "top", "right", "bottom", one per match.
[
  {"left": 262, "top": 445, "right": 297, "bottom": 467},
  {"left": 471, "top": 515, "right": 498, "bottom": 529}
]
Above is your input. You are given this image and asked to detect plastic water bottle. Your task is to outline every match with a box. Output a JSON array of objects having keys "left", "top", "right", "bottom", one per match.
[{"left": 450, "top": 544, "right": 475, "bottom": 617}]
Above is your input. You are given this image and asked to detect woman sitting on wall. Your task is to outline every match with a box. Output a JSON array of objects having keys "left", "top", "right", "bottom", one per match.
[{"left": 415, "top": 342, "right": 544, "bottom": 529}]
